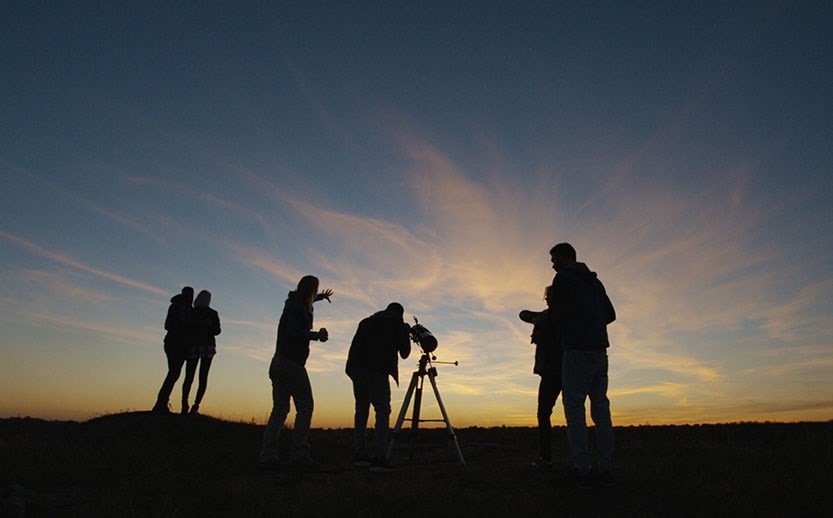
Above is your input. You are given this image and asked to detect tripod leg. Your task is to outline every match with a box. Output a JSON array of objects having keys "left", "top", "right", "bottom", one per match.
[
  {"left": 427, "top": 371, "right": 466, "bottom": 465},
  {"left": 386, "top": 371, "right": 419, "bottom": 460},
  {"left": 408, "top": 377, "right": 424, "bottom": 458}
]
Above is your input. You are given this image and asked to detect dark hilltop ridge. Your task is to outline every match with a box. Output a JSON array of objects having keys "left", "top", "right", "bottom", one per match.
[{"left": 2, "top": 413, "right": 831, "bottom": 517}]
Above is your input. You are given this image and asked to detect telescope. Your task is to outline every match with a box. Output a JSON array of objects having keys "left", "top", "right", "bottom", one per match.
[
  {"left": 389, "top": 316, "right": 465, "bottom": 464},
  {"left": 409, "top": 317, "right": 438, "bottom": 354}
]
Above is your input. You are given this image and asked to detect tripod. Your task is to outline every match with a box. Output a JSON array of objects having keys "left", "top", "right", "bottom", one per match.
[{"left": 386, "top": 353, "right": 465, "bottom": 465}]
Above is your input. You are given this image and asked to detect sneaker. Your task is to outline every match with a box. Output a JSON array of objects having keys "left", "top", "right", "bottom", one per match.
[
  {"left": 369, "top": 457, "right": 397, "bottom": 473},
  {"left": 352, "top": 452, "right": 371, "bottom": 468},
  {"left": 530, "top": 457, "right": 553, "bottom": 470},
  {"left": 189, "top": 404, "right": 200, "bottom": 415},
  {"left": 598, "top": 469, "right": 614, "bottom": 487},
  {"left": 151, "top": 403, "right": 171, "bottom": 415}
]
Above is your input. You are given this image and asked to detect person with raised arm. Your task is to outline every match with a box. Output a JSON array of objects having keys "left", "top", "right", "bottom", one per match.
[{"left": 258, "top": 276, "right": 333, "bottom": 471}]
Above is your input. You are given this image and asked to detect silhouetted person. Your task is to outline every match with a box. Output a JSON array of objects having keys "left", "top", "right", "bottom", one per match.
[
  {"left": 548, "top": 243, "right": 616, "bottom": 488},
  {"left": 519, "top": 285, "right": 562, "bottom": 470},
  {"left": 258, "top": 276, "right": 332, "bottom": 471},
  {"left": 152, "top": 286, "right": 194, "bottom": 414},
  {"left": 345, "top": 302, "right": 411, "bottom": 472},
  {"left": 181, "top": 290, "right": 221, "bottom": 415}
]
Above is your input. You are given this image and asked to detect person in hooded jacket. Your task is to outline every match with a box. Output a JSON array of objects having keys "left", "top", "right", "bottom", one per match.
[
  {"left": 548, "top": 243, "right": 616, "bottom": 487},
  {"left": 152, "top": 286, "right": 194, "bottom": 414},
  {"left": 345, "top": 302, "right": 411, "bottom": 471},
  {"left": 519, "top": 285, "right": 562, "bottom": 470},
  {"left": 181, "top": 289, "right": 221, "bottom": 415},
  {"left": 258, "top": 275, "right": 332, "bottom": 471}
]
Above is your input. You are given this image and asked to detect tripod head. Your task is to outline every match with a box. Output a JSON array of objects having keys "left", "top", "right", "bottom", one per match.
[
  {"left": 408, "top": 317, "right": 457, "bottom": 376},
  {"left": 415, "top": 351, "right": 458, "bottom": 377}
]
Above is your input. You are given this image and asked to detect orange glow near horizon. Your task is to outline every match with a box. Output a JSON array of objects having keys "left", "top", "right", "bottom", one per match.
[{"left": 2, "top": 2, "right": 832, "bottom": 439}]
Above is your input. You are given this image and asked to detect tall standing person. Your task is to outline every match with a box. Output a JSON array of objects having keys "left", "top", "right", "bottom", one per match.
[
  {"left": 259, "top": 275, "right": 333, "bottom": 471},
  {"left": 345, "top": 302, "right": 411, "bottom": 472},
  {"left": 152, "top": 286, "right": 194, "bottom": 414},
  {"left": 548, "top": 243, "right": 616, "bottom": 488}
]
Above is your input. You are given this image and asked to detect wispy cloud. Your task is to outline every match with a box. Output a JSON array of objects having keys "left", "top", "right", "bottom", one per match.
[
  {"left": 0, "top": 231, "right": 168, "bottom": 296},
  {"left": 757, "top": 278, "right": 833, "bottom": 343},
  {"left": 124, "top": 174, "right": 271, "bottom": 228},
  {"left": 0, "top": 269, "right": 115, "bottom": 305},
  {"left": 610, "top": 382, "right": 690, "bottom": 400},
  {"left": 289, "top": 199, "right": 446, "bottom": 300},
  {"left": 16, "top": 311, "right": 158, "bottom": 347},
  {"left": 387, "top": 133, "right": 560, "bottom": 309},
  {"left": 229, "top": 243, "right": 307, "bottom": 287},
  {"left": 279, "top": 47, "right": 356, "bottom": 149},
  {"left": 736, "top": 357, "right": 833, "bottom": 378},
  {"left": 2, "top": 160, "right": 167, "bottom": 244}
]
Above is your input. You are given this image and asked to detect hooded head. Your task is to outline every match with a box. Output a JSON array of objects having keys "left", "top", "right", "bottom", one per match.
[
  {"left": 194, "top": 290, "right": 211, "bottom": 307},
  {"left": 173, "top": 286, "right": 194, "bottom": 304}
]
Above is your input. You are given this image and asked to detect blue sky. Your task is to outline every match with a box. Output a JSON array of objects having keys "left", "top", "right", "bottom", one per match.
[{"left": 2, "top": 1, "right": 831, "bottom": 426}]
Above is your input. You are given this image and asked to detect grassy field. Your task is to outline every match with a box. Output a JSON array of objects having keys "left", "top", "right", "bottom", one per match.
[{"left": 1, "top": 413, "right": 831, "bottom": 517}]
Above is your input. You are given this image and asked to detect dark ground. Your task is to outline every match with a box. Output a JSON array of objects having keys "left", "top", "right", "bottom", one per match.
[{"left": 1, "top": 413, "right": 831, "bottom": 517}]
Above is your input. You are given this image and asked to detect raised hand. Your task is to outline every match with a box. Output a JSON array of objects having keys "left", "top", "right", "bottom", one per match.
[{"left": 315, "top": 288, "right": 334, "bottom": 303}]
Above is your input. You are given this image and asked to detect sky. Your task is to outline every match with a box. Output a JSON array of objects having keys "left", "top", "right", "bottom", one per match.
[{"left": 2, "top": 2, "right": 832, "bottom": 428}]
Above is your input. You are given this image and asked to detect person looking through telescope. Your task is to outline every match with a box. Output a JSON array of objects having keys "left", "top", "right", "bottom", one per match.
[{"left": 345, "top": 302, "right": 411, "bottom": 472}]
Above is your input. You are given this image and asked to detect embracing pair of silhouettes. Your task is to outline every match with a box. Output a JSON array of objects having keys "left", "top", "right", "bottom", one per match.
[{"left": 152, "top": 286, "right": 221, "bottom": 416}]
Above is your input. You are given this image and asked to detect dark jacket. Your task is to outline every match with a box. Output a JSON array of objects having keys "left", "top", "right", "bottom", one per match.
[
  {"left": 548, "top": 262, "right": 615, "bottom": 351},
  {"left": 529, "top": 309, "right": 561, "bottom": 376},
  {"left": 163, "top": 293, "right": 192, "bottom": 349},
  {"left": 346, "top": 308, "right": 411, "bottom": 385},
  {"left": 275, "top": 292, "right": 317, "bottom": 366},
  {"left": 191, "top": 305, "right": 221, "bottom": 347}
]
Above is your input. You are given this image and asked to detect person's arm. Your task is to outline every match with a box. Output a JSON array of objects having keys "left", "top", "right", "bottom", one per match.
[
  {"left": 350, "top": 319, "right": 367, "bottom": 351},
  {"left": 315, "top": 289, "right": 334, "bottom": 303},
  {"left": 212, "top": 311, "right": 221, "bottom": 336},
  {"left": 604, "top": 293, "right": 616, "bottom": 325},
  {"left": 164, "top": 305, "right": 176, "bottom": 331},
  {"left": 312, "top": 328, "right": 328, "bottom": 342},
  {"left": 397, "top": 322, "right": 412, "bottom": 359},
  {"left": 283, "top": 300, "right": 328, "bottom": 342}
]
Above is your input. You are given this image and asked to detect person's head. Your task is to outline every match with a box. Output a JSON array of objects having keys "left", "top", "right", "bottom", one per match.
[
  {"left": 550, "top": 243, "right": 576, "bottom": 272},
  {"left": 295, "top": 275, "right": 320, "bottom": 307},
  {"left": 385, "top": 302, "right": 404, "bottom": 318},
  {"left": 194, "top": 290, "right": 211, "bottom": 308},
  {"left": 182, "top": 286, "right": 194, "bottom": 304}
]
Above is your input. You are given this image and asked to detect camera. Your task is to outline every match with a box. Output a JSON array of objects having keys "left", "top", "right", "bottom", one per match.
[{"left": 409, "top": 317, "right": 438, "bottom": 353}]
